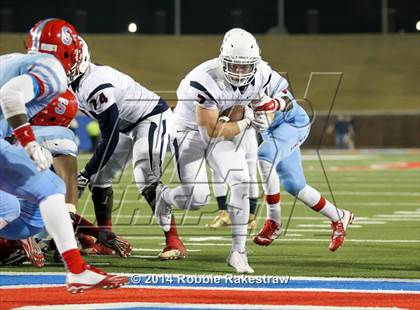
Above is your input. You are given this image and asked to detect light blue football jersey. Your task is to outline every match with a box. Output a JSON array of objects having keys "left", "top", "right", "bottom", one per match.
[{"left": 0, "top": 52, "right": 67, "bottom": 137}]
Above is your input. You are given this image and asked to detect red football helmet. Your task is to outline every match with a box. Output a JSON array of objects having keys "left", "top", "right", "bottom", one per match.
[
  {"left": 26, "top": 18, "right": 81, "bottom": 81},
  {"left": 31, "top": 89, "right": 78, "bottom": 127}
]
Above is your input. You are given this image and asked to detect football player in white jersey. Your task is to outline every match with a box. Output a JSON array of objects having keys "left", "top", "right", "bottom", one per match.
[
  {"left": 156, "top": 28, "right": 354, "bottom": 273},
  {"left": 206, "top": 30, "right": 260, "bottom": 231},
  {"left": 0, "top": 18, "right": 128, "bottom": 292},
  {"left": 73, "top": 37, "right": 185, "bottom": 259},
  {"left": 155, "top": 29, "right": 272, "bottom": 273}
]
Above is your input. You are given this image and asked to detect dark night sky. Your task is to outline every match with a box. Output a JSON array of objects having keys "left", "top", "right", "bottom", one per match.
[{"left": 0, "top": 0, "right": 419, "bottom": 34}]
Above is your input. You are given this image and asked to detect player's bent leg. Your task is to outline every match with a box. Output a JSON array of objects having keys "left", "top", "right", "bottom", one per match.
[
  {"left": 297, "top": 184, "right": 354, "bottom": 251},
  {"left": 277, "top": 149, "right": 354, "bottom": 251}
]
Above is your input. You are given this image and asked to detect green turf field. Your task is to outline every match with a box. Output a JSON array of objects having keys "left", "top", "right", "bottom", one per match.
[{"left": 2, "top": 150, "right": 419, "bottom": 279}]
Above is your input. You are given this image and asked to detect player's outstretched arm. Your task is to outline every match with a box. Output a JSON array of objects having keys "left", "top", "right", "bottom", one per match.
[{"left": 78, "top": 103, "right": 120, "bottom": 194}]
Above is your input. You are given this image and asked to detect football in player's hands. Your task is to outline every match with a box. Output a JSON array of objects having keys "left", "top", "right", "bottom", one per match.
[{"left": 219, "top": 105, "right": 245, "bottom": 122}]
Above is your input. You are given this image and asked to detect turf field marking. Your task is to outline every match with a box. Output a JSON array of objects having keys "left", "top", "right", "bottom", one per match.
[
  {"left": 92, "top": 201, "right": 420, "bottom": 208},
  {"left": 394, "top": 211, "right": 420, "bottom": 214},
  {"left": 327, "top": 191, "right": 419, "bottom": 196},
  {"left": 180, "top": 238, "right": 420, "bottom": 247},
  {"left": 131, "top": 248, "right": 200, "bottom": 252},
  {"left": 12, "top": 302, "right": 407, "bottom": 309},
  {"left": 308, "top": 183, "right": 420, "bottom": 188}
]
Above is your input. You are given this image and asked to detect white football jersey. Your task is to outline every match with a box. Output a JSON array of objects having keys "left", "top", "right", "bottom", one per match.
[
  {"left": 74, "top": 63, "right": 161, "bottom": 132},
  {"left": 174, "top": 58, "right": 289, "bottom": 130}
]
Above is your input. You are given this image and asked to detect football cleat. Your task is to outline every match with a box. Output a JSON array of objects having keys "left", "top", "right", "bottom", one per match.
[
  {"left": 329, "top": 209, "right": 354, "bottom": 252},
  {"left": 247, "top": 213, "right": 257, "bottom": 230},
  {"left": 158, "top": 237, "right": 187, "bottom": 260},
  {"left": 208, "top": 210, "right": 231, "bottom": 228},
  {"left": 66, "top": 265, "right": 129, "bottom": 293},
  {"left": 19, "top": 237, "right": 45, "bottom": 268},
  {"left": 253, "top": 219, "right": 281, "bottom": 246},
  {"left": 154, "top": 184, "right": 172, "bottom": 232},
  {"left": 227, "top": 250, "right": 254, "bottom": 274},
  {"left": 98, "top": 230, "right": 132, "bottom": 258}
]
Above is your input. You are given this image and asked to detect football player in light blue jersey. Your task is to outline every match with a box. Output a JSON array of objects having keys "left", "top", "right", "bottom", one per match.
[{"left": 0, "top": 18, "right": 128, "bottom": 292}]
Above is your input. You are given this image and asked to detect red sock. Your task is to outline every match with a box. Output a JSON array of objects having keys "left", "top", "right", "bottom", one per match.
[
  {"left": 61, "top": 248, "right": 86, "bottom": 274},
  {"left": 73, "top": 214, "right": 101, "bottom": 238},
  {"left": 165, "top": 216, "right": 180, "bottom": 242}
]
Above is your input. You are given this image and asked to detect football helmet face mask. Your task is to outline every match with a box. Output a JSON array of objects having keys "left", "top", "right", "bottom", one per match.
[
  {"left": 31, "top": 89, "right": 78, "bottom": 127},
  {"left": 26, "top": 18, "right": 82, "bottom": 82},
  {"left": 219, "top": 28, "right": 261, "bottom": 87}
]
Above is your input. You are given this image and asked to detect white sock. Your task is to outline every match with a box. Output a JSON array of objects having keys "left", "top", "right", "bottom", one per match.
[
  {"left": 228, "top": 182, "right": 249, "bottom": 253},
  {"left": 39, "top": 194, "right": 78, "bottom": 253},
  {"left": 258, "top": 160, "right": 281, "bottom": 223},
  {"left": 297, "top": 185, "right": 343, "bottom": 222}
]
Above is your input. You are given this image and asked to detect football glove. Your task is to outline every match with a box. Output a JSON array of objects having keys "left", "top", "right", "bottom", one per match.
[
  {"left": 77, "top": 169, "right": 90, "bottom": 198},
  {"left": 252, "top": 111, "right": 273, "bottom": 132},
  {"left": 236, "top": 105, "right": 254, "bottom": 132},
  {"left": 24, "top": 141, "right": 53, "bottom": 172},
  {"left": 13, "top": 123, "right": 53, "bottom": 171},
  {"left": 253, "top": 95, "right": 287, "bottom": 113}
]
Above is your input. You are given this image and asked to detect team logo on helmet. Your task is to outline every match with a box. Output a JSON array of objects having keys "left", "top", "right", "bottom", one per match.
[
  {"left": 54, "top": 97, "right": 69, "bottom": 115},
  {"left": 61, "top": 26, "right": 73, "bottom": 46}
]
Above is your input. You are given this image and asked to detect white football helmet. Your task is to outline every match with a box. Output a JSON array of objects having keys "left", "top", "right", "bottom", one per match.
[
  {"left": 69, "top": 36, "right": 91, "bottom": 82},
  {"left": 219, "top": 28, "right": 261, "bottom": 87}
]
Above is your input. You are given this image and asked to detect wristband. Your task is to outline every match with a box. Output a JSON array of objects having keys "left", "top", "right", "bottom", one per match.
[{"left": 13, "top": 123, "right": 36, "bottom": 147}]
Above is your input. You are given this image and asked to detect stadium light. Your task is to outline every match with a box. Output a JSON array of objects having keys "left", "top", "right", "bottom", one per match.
[
  {"left": 128, "top": 22, "right": 137, "bottom": 33},
  {"left": 416, "top": 21, "right": 420, "bottom": 31}
]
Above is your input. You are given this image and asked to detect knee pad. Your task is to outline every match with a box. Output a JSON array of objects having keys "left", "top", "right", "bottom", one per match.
[
  {"left": 282, "top": 176, "right": 306, "bottom": 196},
  {"left": 229, "top": 171, "right": 251, "bottom": 189},
  {"left": 179, "top": 185, "right": 210, "bottom": 210}
]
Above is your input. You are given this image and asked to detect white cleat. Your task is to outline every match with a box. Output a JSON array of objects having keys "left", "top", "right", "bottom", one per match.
[
  {"left": 154, "top": 184, "right": 172, "bottom": 232},
  {"left": 66, "top": 265, "right": 129, "bottom": 293},
  {"left": 227, "top": 250, "right": 254, "bottom": 274}
]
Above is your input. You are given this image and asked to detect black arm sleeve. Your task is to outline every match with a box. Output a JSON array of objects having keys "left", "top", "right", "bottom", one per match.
[{"left": 84, "top": 103, "right": 120, "bottom": 177}]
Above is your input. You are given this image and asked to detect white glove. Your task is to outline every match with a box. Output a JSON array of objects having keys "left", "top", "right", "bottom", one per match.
[
  {"left": 24, "top": 141, "right": 53, "bottom": 171},
  {"left": 252, "top": 111, "right": 273, "bottom": 132},
  {"left": 237, "top": 106, "right": 254, "bottom": 131}
]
